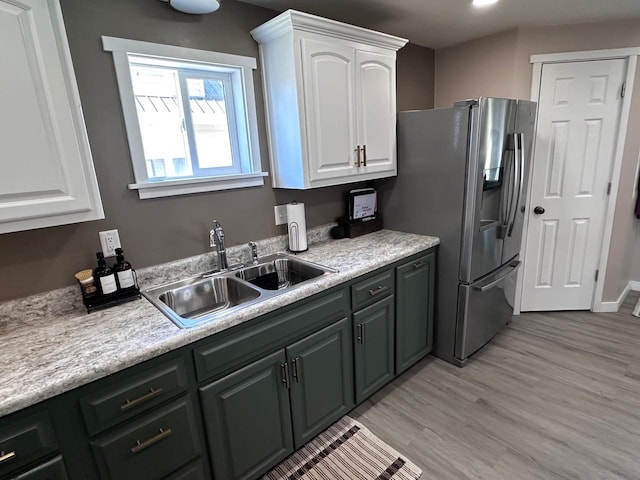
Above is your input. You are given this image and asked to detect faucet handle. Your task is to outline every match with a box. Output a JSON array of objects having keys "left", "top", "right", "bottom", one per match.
[{"left": 249, "top": 242, "right": 259, "bottom": 265}]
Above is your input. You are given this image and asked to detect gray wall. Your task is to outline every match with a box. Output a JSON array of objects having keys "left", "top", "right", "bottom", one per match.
[{"left": 0, "top": 0, "right": 435, "bottom": 302}]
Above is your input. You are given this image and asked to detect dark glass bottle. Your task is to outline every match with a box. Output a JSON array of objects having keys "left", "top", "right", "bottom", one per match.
[
  {"left": 114, "top": 248, "right": 136, "bottom": 291},
  {"left": 94, "top": 252, "right": 117, "bottom": 296}
]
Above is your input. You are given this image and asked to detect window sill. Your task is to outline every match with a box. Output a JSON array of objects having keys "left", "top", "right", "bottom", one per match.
[{"left": 128, "top": 172, "right": 269, "bottom": 199}]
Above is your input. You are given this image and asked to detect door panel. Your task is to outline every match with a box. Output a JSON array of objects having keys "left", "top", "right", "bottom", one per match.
[
  {"left": 502, "top": 101, "right": 537, "bottom": 263},
  {"left": 300, "top": 37, "right": 357, "bottom": 183},
  {"left": 396, "top": 252, "right": 435, "bottom": 374},
  {"left": 199, "top": 350, "right": 293, "bottom": 480},
  {"left": 353, "top": 296, "right": 395, "bottom": 403},
  {"left": 461, "top": 98, "right": 517, "bottom": 282},
  {"left": 522, "top": 59, "right": 625, "bottom": 311},
  {"left": 287, "top": 317, "right": 353, "bottom": 448},
  {"left": 355, "top": 50, "right": 396, "bottom": 175},
  {"left": 455, "top": 260, "right": 520, "bottom": 362}
]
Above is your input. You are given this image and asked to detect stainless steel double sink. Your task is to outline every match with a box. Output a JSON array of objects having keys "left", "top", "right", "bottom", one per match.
[{"left": 143, "top": 254, "right": 337, "bottom": 328}]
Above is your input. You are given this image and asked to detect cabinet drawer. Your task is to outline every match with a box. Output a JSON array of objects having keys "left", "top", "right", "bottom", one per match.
[
  {"left": 80, "top": 358, "right": 189, "bottom": 436},
  {"left": 351, "top": 269, "right": 394, "bottom": 311},
  {"left": 91, "top": 397, "right": 200, "bottom": 480},
  {"left": 0, "top": 411, "right": 57, "bottom": 478},
  {"left": 13, "top": 455, "right": 68, "bottom": 480},
  {"left": 194, "top": 289, "right": 347, "bottom": 382}
]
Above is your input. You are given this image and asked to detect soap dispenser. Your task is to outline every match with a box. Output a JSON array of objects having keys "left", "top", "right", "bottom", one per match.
[
  {"left": 94, "top": 252, "right": 117, "bottom": 295},
  {"left": 114, "top": 248, "right": 136, "bottom": 291}
]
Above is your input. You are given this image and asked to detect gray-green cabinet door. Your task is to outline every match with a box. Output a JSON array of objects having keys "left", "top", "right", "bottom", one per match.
[
  {"left": 286, "top": 317, "right": 354, "bottom": 448},
  {"left": 353, "top": 296, "right": 395, "bottom": 403},
  {"left": 395, "top": 252, "right": 436, "bottom": 375},
  {"left": 199, "top": 350, "right": 293, "bottom": 480}
]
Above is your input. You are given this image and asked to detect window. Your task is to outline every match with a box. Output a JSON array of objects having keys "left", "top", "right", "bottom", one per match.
[{"left": 103, "top": 37, "right": 267, "bottom": 199}]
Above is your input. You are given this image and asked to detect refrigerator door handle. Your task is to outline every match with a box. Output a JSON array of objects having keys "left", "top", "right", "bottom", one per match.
[
  {"left": 472, "top": 261, "right": 521, "bottom": 292},
  {"left": 507, "top": 133, "right": 524, "bottom": 236}
]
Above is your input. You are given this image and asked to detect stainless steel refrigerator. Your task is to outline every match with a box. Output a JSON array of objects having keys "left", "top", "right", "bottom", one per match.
[{"left": 381, "top": 97, "right": 537, "bottom": 366}]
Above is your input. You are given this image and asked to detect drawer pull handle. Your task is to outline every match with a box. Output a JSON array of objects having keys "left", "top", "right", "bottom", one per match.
[
  {"left": 0, "top": 451, "right": 16, "bottom": 464},
  {"left": 412, "top": 260, "right": 426, "bottom": 269},
  {"left": 131, "top": 428, "right": 172, "bottom": 454},
  {"left": 291, "top": 357, "right": 300, "bottom": 383},
  {"left": 121, "top": 387, "right": 164, "bottom": 412},
  {"left": 357, "top": 323, "right": 365, "bottom": 344},
  {"left": 281, "top": 362, "right": 290, "bottom": 389},
  {"left": 368, "top": 285, "right": 387, "bottom": 296}
]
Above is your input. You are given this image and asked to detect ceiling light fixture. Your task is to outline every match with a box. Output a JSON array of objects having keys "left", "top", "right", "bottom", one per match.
[
  {"left": 161, "top": 0, "right": 221, "bottom": 15},
  {"left": 472, "top": 0, "right": 499, "bottom": 7}
]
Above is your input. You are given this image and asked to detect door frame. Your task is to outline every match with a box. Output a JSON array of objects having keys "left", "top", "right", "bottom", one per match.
[{"left": 515, "top": 47, "right": 640, "bottom": 314}]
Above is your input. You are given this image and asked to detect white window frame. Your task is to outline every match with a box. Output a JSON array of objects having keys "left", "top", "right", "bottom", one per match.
[{"left": 103, "top": 36, "right": 267, "bottom": 199}]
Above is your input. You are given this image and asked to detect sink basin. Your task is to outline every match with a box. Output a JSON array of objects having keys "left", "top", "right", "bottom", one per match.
[
  {"left": 235, "top": 255, "right": 330, "bottom": 290},
  {"left": 145, "top": 276, "right": 262, "bottom": 328},
  {"left": 143, "top": 254, "right": 336, "bottom": 328}
]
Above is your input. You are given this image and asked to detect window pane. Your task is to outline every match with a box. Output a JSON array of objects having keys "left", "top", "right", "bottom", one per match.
[
  {"left": 130, "top": 64, "right": 193, "bottom": 178},
  {"left": 186, "top": 78, "right": 233, "bottom": 169}
]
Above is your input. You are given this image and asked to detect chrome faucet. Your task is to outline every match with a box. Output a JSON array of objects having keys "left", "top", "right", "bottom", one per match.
[
  {"left": 249, "top": 242, "right": 259, "bottom": 265},
  {"left": 210, "top": 220, "right": 228, "bottom": 271}
]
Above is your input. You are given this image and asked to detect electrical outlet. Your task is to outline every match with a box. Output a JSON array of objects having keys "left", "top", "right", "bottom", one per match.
[
  {"left": 99, "top": 229, "right": 121, "bottom": 257},
  {"left": 274, "top": 205, "right": 288, "bottom": 225}
]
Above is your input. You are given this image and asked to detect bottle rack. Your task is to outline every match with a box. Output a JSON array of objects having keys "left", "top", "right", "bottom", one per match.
[{"left": 79, "top": 272, "right": 141, "bottom": 313}]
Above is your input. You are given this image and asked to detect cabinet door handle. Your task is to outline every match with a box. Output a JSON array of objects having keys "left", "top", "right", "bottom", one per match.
[
  {"left": 368, "top": 285, "right": 387, "bottom": 296},
  {"left": 412, "top": 260, "right": 426, "bottom": 269},
  {"left": 281, "top": 362, "right": 290, "bottom": 389},
  {"left": 362, "top": 145, "right": 367, "bottom": 166},
  {"left": 357, "top": 323, "right": 365, "bottom": 344},
  {"left": 131, "top": 428, "right": 172, "bottom": 454},
  {"left": 355, "top": 145, "right": 361, "bottom": 167},
  {"left": 120, "top": 387, "right": 164, "bottom": 412},
  {"left": 291, "top": 357, "right": 300, "bottom": 383},
  {"left": 0, "top": 451, "right": 16, "bottom": 464}
]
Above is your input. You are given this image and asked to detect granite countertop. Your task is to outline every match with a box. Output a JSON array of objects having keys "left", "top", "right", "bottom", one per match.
[{"left": 0, "top": 227, "right": 439, "bottom": 418}]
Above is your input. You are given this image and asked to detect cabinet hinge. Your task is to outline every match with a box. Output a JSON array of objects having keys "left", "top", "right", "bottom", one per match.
[
  {"left": 621, "top": 82, "right": 626, "bottom": 98},
  {"left": 607, "top": 182, "right": 612, "bottom": 195},
  {"left": 595, "top": 270, "right": 599, "bottom": 282}
]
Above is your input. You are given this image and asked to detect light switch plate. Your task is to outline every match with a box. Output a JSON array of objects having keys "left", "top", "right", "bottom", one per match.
[{"left": 274, "top": 205, "right": 288, "bottom": 225}]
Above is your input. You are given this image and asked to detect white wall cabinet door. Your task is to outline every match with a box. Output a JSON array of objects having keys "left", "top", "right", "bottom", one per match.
[
  {"left": 301, "top": 37, "right": 358, "bottom": 184},
  {"left": 356, "top": 50, "right": 397, "bottom": 177},
  {"left": 252, "top": 10, "right": 407, "bottom": 190},
  {"left": 0, "top": 0, "right": 103, "bottom": 234}
]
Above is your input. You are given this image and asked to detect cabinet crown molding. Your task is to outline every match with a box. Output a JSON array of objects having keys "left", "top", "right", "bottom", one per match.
[{"left": 251, "top": 9, "right": 408, "bottom": 51}]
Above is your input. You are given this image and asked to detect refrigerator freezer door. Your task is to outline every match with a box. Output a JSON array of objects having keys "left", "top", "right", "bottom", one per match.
[
  {"left": 455, "top": 259, "right": 521, "bottom": 363},
  {"left": 460, "top": 98, "right": 517, "bottom": 283},
  {"left": 502, "top": 101, "right": 537, "bottom": 264}
]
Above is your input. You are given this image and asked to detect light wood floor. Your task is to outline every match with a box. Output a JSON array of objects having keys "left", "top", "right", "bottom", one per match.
[{"left": 352, "top": 293, "right": 640, "bottom": 480}]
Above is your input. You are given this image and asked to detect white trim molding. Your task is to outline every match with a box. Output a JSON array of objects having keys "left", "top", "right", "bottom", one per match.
[
  {"left": 599, "top": 280, "right": 640, "bottom": 313},
  {"left": 518, "top": 47, "right": 639, "bottom": 314}
]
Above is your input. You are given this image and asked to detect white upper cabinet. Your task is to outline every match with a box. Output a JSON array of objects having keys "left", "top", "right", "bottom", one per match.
[
  {"left": 251, "top": 10, "right": 407, "bottom": 189},
  {"left": 0, "top": 0, "right": 103, "bottom": 234}
]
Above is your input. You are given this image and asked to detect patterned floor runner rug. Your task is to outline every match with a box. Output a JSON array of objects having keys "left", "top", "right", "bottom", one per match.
[{"left": 262, "top": 416, "right": 422, "bottom": 480}]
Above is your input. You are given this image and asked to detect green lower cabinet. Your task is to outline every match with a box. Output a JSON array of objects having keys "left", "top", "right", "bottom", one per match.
[
  {"left": 353, "top": 296, "right": 395, "bottom": 403},
  {"left": 199, "top": 350, "right": 293, "bottom": 480},
  {"left": 286, "top": 317, "right": 354, "bottom": 448},
  {"left": 395, "top": 252, "right": 436, "bottom": 375}
]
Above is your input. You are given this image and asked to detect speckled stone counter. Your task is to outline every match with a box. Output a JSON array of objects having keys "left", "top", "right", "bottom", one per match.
[{"left": 0, "top": 227, "right": 439, "bottom": 418}]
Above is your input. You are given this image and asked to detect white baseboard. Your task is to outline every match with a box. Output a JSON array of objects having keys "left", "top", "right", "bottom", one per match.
[{"left": 595, "top": 281, "right": 639, "bottom": 313}]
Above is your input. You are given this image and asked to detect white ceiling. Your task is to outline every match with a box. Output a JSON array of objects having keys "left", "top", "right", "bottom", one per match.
[{"left": 237, "top": 0, "right": 640, "bottom": 49}]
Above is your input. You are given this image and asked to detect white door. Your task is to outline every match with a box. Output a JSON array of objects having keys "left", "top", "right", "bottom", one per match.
[
  {"left": 355, "top": 50, "right": 396, "bottom": 176},
  {"left": 521, "top": 59, "right": 626, "bottom": 311},
  {"left": 0, "top": 0, "right": 103, "bottom": 233},
  {"left": 300, "top": 37, "right": 357, "bottom": 184}
]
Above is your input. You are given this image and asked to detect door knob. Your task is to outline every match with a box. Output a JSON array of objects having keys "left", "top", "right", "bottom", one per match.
[{"left": 533, "top": 206, "right": 545, "bottom": 215}]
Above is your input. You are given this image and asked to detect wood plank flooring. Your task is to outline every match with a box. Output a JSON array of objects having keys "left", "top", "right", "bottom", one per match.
[{"left": 352, "top": 293, "right": 640, "bottom": 480}]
